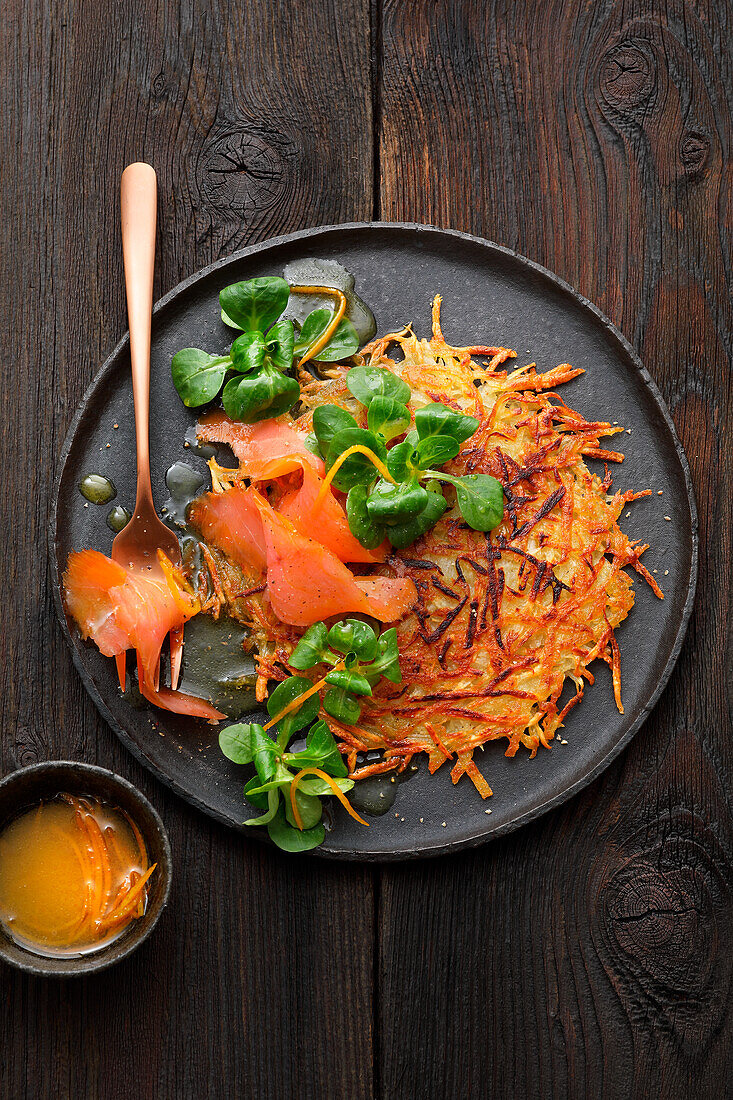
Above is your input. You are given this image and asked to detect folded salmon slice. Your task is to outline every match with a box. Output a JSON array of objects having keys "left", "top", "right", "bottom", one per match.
[
  {"left": 197, "top": 411, "right": 324, "bottom": 480},
  {"left": 188, "top": 487, "right": 267, "bottom": 574},
  {"left": 198, "top": 411, "right": 385, "bottom": 564},
  {"left": 278, "top": 462, "right": 387, "bottom": 565},
  {"left": 63, "top": 549, "right": 224, "bottom": 722},
  {"left": 249, "top": 491, "right": 416, "bottom": 627},
  {"left": 189, "top": 485, "right": 414, "bottom": 626}
]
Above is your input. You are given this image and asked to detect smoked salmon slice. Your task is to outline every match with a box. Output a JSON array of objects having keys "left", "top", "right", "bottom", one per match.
[
  {"left": 62, "top": 551, "right": 132, "bottom": 658},
  {"left": 249, "top": 491, "right": 416, "bottom": 627},
  {"left": 135, "top": 656, "right": 225, "bottom": 722},
  {"left": 63, "top": 549, "right": 224, "bottom": 722},
  {"left": 277, "top": 462, "right": 387, "bottom": 564},
  {"left": 350, "top": 577, "right": 417, "bottom": 622},
  {"left": 197, "top": 410, "right": 324, "bottom": 480},
  {"left": 188, "top": 487, "right": 268, "bottom": 574},
  {"left": 197, "top": 411, "right": 384, "bottom": 564}
]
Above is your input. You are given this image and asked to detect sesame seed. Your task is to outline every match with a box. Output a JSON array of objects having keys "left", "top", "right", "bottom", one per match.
[
  {"left": 653, "top": 569, "right": 658, "bottom": 574},
  {"left": 664, "top": 570, "right": 669, "bottom": 575},
  {"left": 484, "top": 808, "right": 492, "bottom": 814},
  {"left": 113, "top": 423, "right": 118, "bottom": 429},
  {"left": 419, "top": 817, "right": 424, "bottom": 823},
  {"left": 394, "top": 813, "right": 399, "bottom": 818},
  {"left": 560, "top": 739, "right": 568, "bottom": 745},
  {"left": 664, "top": 516, "right": 671, "bottom": 521},
  {"left": 626, "top": 429, "right": 632, "bottom": 434},
  {"left": 658, "top": 490, "right": 663, "bottom": 495},
  {"left": 441, "top": 821, "right": 447, "bottom": 827},
  {"left": 625, "top": 511, "right": 631, "bottom": 517}
]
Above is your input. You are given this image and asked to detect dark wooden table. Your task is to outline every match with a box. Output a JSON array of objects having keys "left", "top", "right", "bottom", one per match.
[{"left": 2, "top": 1, "right": 732, "bottom": 1096}]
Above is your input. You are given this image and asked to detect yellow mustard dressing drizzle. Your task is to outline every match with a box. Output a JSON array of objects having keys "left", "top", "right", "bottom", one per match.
[{"left": 289, "top": 284, "right": 347, "bottom": 368}]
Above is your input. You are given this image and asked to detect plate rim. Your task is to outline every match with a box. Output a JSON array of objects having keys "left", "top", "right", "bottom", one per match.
[{"left": 49, "top": 221, "right": 699, "bottom": 861}]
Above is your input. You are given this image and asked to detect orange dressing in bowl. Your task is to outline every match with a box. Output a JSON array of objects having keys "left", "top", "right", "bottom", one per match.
[{"left": 0, "top": 795, "right": 156, "bottom": 958}]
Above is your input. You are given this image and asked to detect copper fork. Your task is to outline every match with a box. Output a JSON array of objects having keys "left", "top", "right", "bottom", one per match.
[{"left": 111, "top": 163, "right": 184, "bottom": 692}]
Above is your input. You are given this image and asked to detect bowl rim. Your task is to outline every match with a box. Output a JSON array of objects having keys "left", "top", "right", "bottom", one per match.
[{"left": 0, "top": 760, "right": 172, "bottom": 976}]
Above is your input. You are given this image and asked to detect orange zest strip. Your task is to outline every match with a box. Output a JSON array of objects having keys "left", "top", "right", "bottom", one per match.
[
  {"left": 289, "top": 285, "right": 347, "bottom": 367},
  {"left": 289, "top": 768, "right": 369, "bottom": 830},
  {"left": 73, "top": 803, "right": 104, "bottom": 927},
  {"left": 98, "top": 864, "right": 157, "bottom": 929},
  {"left": 121, "top": 811, "right": 149, "bottom": 874},
  {"left": 313, "top": 446, "right": 395, "bottom": 513},
  {"left": 83, "top": 811, "right": 113, "bottom": 920},
  {"left": 133, "top": 871, "right": 145, "bottom": 919},
  {"left": 106, "top": 878, "right": 132, "bottom": 916},
  {"left": 157, "top": 549, "right": 200, "bottom": 615},
  {"left": 262, "top": 660, "right": 346, "bottom": 732},
  {"left": 104, "top": 824, "right": 127, "bottom": 872}
]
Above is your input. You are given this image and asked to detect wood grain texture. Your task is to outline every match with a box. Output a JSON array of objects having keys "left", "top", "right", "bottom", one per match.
[
  {"left": 377, "top": 1, "right": 733, "bottom": 1097},
  {"left": 0, "top": 1, "right": 375, "bottom": 1098}
]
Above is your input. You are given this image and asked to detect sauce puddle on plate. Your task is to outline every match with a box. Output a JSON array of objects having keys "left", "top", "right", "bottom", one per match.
[
  {"left": 79, "top": 473, "right": 117, "bottom": 505},
  {"left": 0, "top": 795, "right": 155, "bottom": 958}
]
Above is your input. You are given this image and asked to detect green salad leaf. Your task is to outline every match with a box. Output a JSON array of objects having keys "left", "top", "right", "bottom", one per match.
[
  {"left": 293, "top": 309, "right": 359, "bottom": 362},
  {"left": 222, "top": 366, "right": 300, "bottom": 423},
  {"left": 345, "top": 484, "right": 386, "bottom": 550},
  {"left": 308, "top": 373, "right": 503, "bottom": 551},
  {"left": 312, "top": 405, "right": 358, "bottom": 456},
  {"left": 346, "top": 365, "right": 411, "bottom": 406},
  {"left": 219, "top": 276, "right": 290, "bottom": 333},
  {"left": 367, "top": 396, "right": 411, "bottom": 441},
  {"left": 171, "top": 273, "right": 366, "bottom": 424},
  {"left": 325, "top": 428, "right": 388, "bottom": 491},
  {"left": 219, "top": 613, "right": 403, "bottom": 853},
  {"left": 171, "top": 350, "right": 230, "bottom": 408}
]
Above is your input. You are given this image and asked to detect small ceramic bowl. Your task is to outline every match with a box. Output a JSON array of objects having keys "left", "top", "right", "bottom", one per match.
[{"left": 0, "top": 761, "right": 172, "bottom": 976}]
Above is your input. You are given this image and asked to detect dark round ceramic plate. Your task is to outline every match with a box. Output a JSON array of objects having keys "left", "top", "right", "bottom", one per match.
[{"left": 50, "top": 224, "right": 697, "bottom": 860}]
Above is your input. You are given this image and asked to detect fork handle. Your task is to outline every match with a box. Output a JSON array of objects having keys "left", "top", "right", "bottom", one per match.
[{"left": 121, "top": 162, "right": 157, "bottom": 507}]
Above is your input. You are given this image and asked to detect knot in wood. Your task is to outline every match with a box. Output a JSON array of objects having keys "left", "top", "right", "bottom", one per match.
[
  {"left": 598, "top": 41, "right": 656, "bottom": 114},
  {"left": 680, "top": 132, "right": 710, "bottom": 177},
  {"left": 604, "top": 859, "right": 711, "bottom": 995},
  {"left": 200, "top": 129, "right": 291, "bottom": 215},
  {"left": 13, "top": 727, "right": 41, "bottom": 769},
  {"left": 152, "top": 72, "right": 170, "bottom": 100}
]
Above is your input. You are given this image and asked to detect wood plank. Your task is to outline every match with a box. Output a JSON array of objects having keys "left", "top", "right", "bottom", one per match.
[
  {"left": 376, "top": 1, "right": 733, "bottom": 1096},
  {"left": 0, "top": 1, "right": 375, "bottom": 1097}
]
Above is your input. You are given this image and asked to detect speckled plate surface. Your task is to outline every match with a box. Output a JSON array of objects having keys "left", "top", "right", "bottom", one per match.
[{"left": 50, "top": 224, "right": 697, "bottom": 860}]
